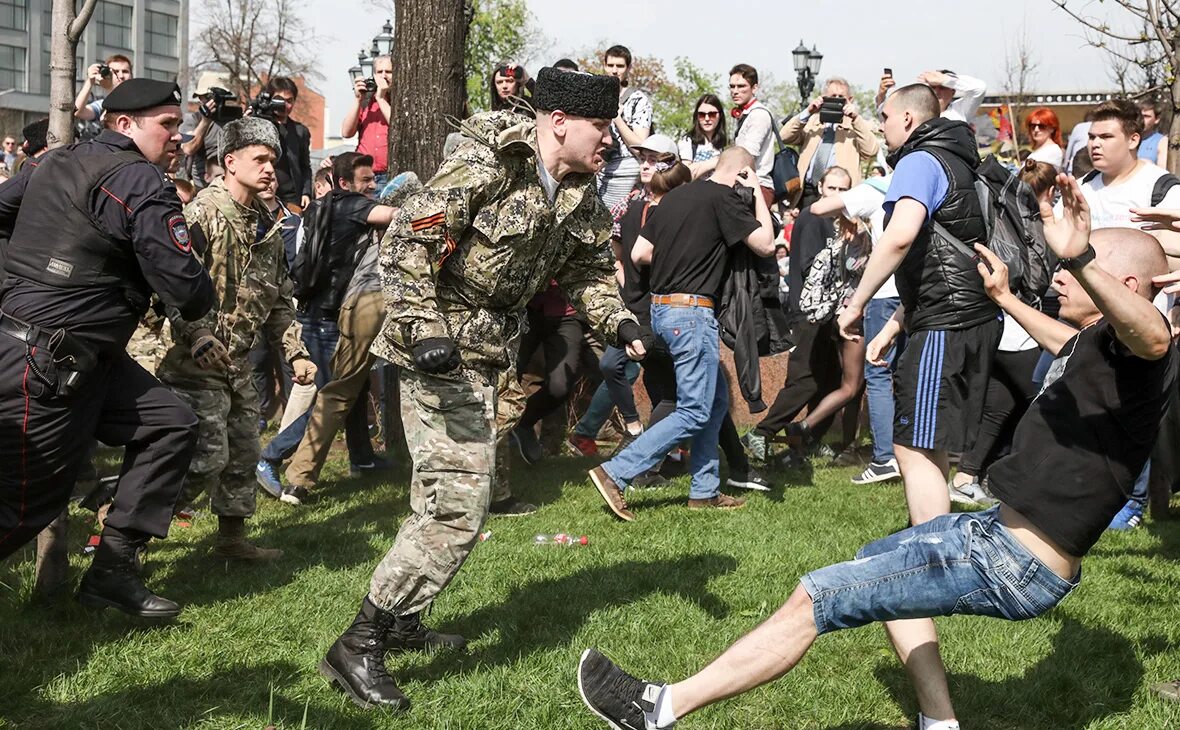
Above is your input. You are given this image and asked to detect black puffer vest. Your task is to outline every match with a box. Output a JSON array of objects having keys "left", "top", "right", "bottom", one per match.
[
  {"left": 887, "top": 118, "right": 999, "bottom": 331},
  {"left": 5, "top": 143, "right": 148, "bottom": 306}
]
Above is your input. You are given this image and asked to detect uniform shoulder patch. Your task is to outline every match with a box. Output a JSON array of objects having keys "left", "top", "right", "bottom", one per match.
[
  {"left": 410, "top": 211, "right": 446, "bottom": 232},
  {"left": 167, "top": 213, "right": 192, "bottom": 253}
]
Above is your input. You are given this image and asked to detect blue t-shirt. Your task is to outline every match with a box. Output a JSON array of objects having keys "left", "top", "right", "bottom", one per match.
[
  {"left": 883, "top": 151, "right": 949, "bottom": 221},
  {"left": 1139, "top": 131, "right": 1164, "bottom": 162}
]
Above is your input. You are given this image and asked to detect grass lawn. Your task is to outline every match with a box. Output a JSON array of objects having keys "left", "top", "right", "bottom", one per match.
[{"left": 3, "top": 448, "right": 1180, "bottom": 729}]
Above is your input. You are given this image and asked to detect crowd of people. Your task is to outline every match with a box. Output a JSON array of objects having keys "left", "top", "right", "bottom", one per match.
[{"left": 1, "top": 39, "right": 1179, "bottom": 726}]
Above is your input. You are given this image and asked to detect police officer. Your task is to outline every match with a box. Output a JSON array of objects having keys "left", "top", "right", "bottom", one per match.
[
  {"left": 0, "top": 79, "right": 215, "bottom": 618},
  {"left": 319, "top": 67, "right": 649, "bottom": 711}
]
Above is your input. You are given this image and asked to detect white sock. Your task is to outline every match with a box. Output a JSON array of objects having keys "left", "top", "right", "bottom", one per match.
[
  {"left": 644, "top": 684, "right": 677, "bottom": 729},
  {"left": 919, "top": 713, "right": 960, "bottom": 730}
]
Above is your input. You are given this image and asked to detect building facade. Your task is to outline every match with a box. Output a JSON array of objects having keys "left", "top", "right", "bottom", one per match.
[{"left": 0, "top": 0, "right": 188, "bottom": 135}]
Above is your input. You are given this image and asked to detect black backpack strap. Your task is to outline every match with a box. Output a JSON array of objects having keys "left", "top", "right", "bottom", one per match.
[
  {"left": 1151, "top": 173, "right": 1180, "bottom": 207},
  {"left": 1080, "top": 169, "right": 1101, "bottom": 186}
]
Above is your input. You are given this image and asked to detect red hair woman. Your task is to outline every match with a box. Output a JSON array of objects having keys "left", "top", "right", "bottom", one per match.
[{"left": 1024, "top": 107, "right": 1065, "bottom": 170}]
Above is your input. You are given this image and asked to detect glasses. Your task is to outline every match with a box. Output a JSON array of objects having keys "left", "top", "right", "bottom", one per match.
[
  {"left": 697, "top": 111, "right": 719, "bottom": 120},
  {"left": 1029, "top": 123, "right": 1052, "bottom": 130}
]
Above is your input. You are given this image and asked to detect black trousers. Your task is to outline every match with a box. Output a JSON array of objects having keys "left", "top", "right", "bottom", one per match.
[
  {"left": 756, "top": 318, "right": 841, "bottom": 438},
  {"left": 249, "top": 336, "right": 294, "bottom": 420},
  {"left": 517, "top": 314, "right": 595, "bottom": 430},
  {"left": 0, "top": 340, "right": 197, "bottom": 560},
  {"left": 957, "top": 347, "right": 1041, "bottom": 476}
]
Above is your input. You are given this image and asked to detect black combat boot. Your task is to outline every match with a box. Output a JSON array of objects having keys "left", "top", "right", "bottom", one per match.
[
  {"left": 76, "top": 525, "right": 181, "bottom": 619},
  {"left": 320, "top": 597, "right": 411, "bottom": 712},
  {"left": 386, "top": 610, "right": 468, "bottom": 653}
]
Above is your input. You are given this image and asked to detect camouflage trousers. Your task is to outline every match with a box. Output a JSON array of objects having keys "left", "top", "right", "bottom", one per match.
[
  {"left": 369, "top": 366, "right": 520, "bottom": 615},
  {"left": 168, "top": 380, "right": 261, "bottom": 519}
]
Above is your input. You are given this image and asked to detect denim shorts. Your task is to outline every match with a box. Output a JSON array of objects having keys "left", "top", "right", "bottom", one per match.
[{"left": 800, "top": 507, "right": 1080, "bottom": 636}]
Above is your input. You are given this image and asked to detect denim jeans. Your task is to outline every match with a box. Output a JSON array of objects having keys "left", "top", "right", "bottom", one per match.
[
  {"left": 261, "top": 314, "right": 373, "bottom": 464},
  {"left": 801, "top": 506, "right": 1079, "bottom": 636},
  {"left": 863, "top": 297, "right": 902, "bottom": 463},
  {"left": 602, "top": 302, "right": 728, "bottom": 499},
  {"left": 1129, "top": 458, "right": 1150, "bottom": 508},
  {"left": 574, "top": 358, "right": 640, "bottom": 438}
]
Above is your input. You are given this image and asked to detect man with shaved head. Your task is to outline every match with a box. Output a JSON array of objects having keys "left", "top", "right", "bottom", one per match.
[{"left": 577, "top": 174, "right": 1176, "bottom": 730}]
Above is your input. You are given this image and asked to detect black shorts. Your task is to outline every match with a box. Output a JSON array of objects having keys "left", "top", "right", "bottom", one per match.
[{"left": 893, "top": 318, "right": 1002, "bottom": 452}]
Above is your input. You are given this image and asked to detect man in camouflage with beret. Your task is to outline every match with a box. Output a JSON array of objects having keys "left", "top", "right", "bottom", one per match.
[
  {"left": 159, "top": 117, "right": 316, "bottom": 561},
  {"left": 320, "top": 68, "right": 650, "bottom": 711}
]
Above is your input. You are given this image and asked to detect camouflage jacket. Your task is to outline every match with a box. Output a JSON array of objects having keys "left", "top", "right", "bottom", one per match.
[
  {"left": 159, "top": 179, "right": 307, "bottom": 388},
  {"left": 373, "top": 111, "right": 636, "bottom": 376}
]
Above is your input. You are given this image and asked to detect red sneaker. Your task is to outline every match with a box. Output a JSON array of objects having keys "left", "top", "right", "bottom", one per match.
[{"left": 567, "top": 434, "right": 599, "bottom": 457}]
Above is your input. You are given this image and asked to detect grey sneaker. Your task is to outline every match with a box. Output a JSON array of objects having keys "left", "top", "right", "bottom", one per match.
[
  {"left": 948, "top": 477, "right": 997, "bottom": 506},
  {"left": 741, "top": 430, "right": 767, "bottom": 466},
  {"left": 852, "top": 459, "right": 901, "bottom": 485}
]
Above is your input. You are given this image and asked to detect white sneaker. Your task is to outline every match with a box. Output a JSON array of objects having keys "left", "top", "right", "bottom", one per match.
[
  {"left": 948, "top": 477, "right": 997, "bottom": 506},
  {"left": 852, "top": 458, "right": 901, "bottom": 484}
]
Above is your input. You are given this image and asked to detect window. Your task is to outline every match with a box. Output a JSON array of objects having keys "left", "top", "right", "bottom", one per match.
[
  {"left": 0, "top": 44, "right": 26, "bottom": 92},
  {"left": 145, "top": 11, "right": 177, "bottom": 57},
  {"left": 0, "top": 0, "right": 26, "bottom": 31},
  {"left": 96, "top": 1, "right": 132, "bottom": 51},
  {"left": 143, "top": 66, "right": 174, "bottom": 82}
]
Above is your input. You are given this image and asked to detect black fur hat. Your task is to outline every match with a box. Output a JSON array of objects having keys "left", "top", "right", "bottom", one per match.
[{"left": 532, "top": 67, "right": 619, "bottom": 120}]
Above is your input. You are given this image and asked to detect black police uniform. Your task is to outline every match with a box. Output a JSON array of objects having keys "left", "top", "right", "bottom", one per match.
[{"left": 0, "top": 95, "right": 214, "bottom": 564}]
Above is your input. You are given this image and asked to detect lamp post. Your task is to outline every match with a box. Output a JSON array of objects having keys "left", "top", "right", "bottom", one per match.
[{"left": 792, "top": 40, "right": 823, "bottom": 106}]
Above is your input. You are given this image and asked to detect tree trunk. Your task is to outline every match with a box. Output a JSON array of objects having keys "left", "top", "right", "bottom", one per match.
[
  {"left": 1169, "top": 50, "right": 1180, "bottom": 177},
  {"left": 35, "top": 0, "right": 99, "bottom": 600},
  {"left": 387, "top": 0, "right": 469, "bottom": 179}
]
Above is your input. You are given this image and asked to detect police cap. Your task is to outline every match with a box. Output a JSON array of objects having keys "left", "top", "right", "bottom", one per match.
[{"left": 103, "top": 79, "right": 183, "bottom": 113}]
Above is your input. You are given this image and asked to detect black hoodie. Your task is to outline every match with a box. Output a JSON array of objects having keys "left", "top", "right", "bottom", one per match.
[{"left": 886, "top": 118, "right": 999, "bottom": 332}]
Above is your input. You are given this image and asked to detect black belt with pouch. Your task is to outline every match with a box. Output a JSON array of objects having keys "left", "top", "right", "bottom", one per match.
[{"left": 0, "top": 310, "right": 98, "bottom": 397}]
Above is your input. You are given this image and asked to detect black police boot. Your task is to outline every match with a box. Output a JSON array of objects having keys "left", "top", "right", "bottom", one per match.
[
  {"left": 319, "top": 597, "right": 411, "bottom": 712},
  {"left": 386, "top": 610, "right": 468, "bottom": 653},
  {"left": 76, "top": 526, "right": 181, "bottom": 619}
]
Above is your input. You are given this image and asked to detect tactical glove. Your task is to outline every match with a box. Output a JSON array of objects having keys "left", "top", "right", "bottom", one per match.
[
  {"left": 191, "top": 328, "right": 232, "bottom": 371},
  {"left": 411, "top": 337, "right": 461, "bottom": 374}
]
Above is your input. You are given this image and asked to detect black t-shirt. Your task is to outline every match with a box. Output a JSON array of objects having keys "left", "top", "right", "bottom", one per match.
[
  {"left": 988, "top": 319, "right": 1178, "bottom": 556},
  {"left": 644, "top": 180, "right": 759, "bottom": 299},
  {"left": 618, "top": 197, "right": 654, "bottom": 324},
  {"left": 301, "top": 191, "right": 379, "bottom": 316},
  {"left": 785, "top": 208, "right": 835, "bottom": 316}
]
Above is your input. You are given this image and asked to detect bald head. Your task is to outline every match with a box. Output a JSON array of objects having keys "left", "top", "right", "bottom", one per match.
[
  {"left": 888, "top": 84, "right": 941, "bottom": 125},
  {"left": 1091, "top": 228, "right": 1168, "bottom": 298},
  {"left": 716, "top": 146, "right": 755, "bottom": 175}
]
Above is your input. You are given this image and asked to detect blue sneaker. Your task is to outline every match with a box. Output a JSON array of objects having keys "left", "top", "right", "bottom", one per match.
[
  {"left": 1108, "top": 500, "right": 1144, "bottom": 530},
  {"left": 255, "top": 459, "right": 284, "bottom": 499}
]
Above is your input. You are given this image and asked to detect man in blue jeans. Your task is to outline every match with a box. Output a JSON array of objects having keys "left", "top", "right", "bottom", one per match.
[
  {"left": 588, "top": 147, "right": 775, "bottom": 520},
  {"left": 577, "top": 179, "right": 1178, "bottom": 730}
]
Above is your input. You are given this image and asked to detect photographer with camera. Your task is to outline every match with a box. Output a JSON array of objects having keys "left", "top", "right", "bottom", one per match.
[
  {"left": 74, "top": 54, "right": 133, "bottom": 121},
  {"left": 261, "top": 77, "right": 313, "bottom": 211},
  {"left": 781, "top": 77, "right": 879, "bottom": 209},
  {"left": 341, "top": 56, "right": 392, "bottom": 189},
  {"left": 181, "top": 86, "right": 243, "bottom": 186}
]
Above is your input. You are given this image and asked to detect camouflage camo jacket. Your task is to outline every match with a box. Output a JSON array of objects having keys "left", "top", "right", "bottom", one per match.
[
  {"left": 158, "top": 179, "right": 307, "bottom": 388},
  {"left": 373, "top": 111, "right": 637, "bottom": 377}
]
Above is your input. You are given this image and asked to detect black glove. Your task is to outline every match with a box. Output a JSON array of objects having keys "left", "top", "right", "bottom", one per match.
[
  {"left": 411, "top": 337, "right": 461, "bottom": 374},
  {"left": 617, "top": 320, "right": 641, "bottom": 348}
]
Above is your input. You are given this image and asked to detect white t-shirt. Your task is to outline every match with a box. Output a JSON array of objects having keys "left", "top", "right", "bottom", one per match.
[
  {"left": 840, "top": 177, "right": 898, "bottom": 299},
  {"left": 1075, "top": 160, "right": 1180, "bottom": 312},
  {"left": 999, "top": 313, "right": 1037, "bottom": 352},
  {"left": 735, "top": 101, "right": 776, "bottom": 188},
  {"left": 1028, "top": 142, "right": 1064, "bottom": 170}
]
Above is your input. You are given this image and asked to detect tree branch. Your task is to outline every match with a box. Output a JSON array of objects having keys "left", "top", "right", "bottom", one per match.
[
  {"left": 1052, "top": 0, "right": 1151, "bottom": 42},
  {"left": 68, "top": 0, "right": 99, "bottom": 41}
]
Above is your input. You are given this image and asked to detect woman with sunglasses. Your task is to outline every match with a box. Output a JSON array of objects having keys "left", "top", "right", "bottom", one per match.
[
  {"left": 1024, "top": 107, "right": 1064, "bottom": 170},
  {"left": 678, "top": 94, "right": 728, "bottom": 179}
]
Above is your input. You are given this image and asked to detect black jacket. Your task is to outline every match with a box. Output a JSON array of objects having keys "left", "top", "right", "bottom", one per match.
[
  {"left": 719, "top": 246, "right": 782, "bottom": 413},
  {"left": 275, "top": 117, "right": 312, "bottom": 205},
  {"left": 887, "top": 118, "right": 998, "bottom": 332}
]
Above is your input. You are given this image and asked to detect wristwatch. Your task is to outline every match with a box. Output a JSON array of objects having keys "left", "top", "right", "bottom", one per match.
[{"left": 1060, "top": 244, "right": 1096, "bottom": 272}]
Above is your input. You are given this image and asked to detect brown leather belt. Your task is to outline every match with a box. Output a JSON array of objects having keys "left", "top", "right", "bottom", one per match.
[{"left": 651, "top": 293, "right": 713, "bottom": 309}]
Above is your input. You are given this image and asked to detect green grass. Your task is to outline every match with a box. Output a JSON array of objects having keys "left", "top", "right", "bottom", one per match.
[{"left": 3, "top": 449, "right": 1180, "bottom": 729}]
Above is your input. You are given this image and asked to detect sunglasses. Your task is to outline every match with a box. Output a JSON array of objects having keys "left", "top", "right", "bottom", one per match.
[
  {"left": 697, "top": 111, "right": 719, "bottom": 120},
  {"left": 1029, "top": 123, "right": 1053, "bottom": 130}
]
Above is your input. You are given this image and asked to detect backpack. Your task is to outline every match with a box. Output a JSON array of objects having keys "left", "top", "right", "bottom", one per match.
[
  {"left": 290, "top": 193, "right": 333, "bottom": 302},
  {"left": 934, "top": 155, "right": 1054, "bottom": 304},
  {"left": 798, "top": 234, "right": 846, "bottom": 325},
  {"left": 736, "top": 107, "right": 801, "bottom": 204}
]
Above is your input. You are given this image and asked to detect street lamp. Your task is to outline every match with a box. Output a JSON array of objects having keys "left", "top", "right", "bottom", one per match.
[
  {"left": 347, "top": 21, "right": 395, "bottom": 88},
  {"left": 359, "top": 50, "right": 375, "bottom": 81},
  {"left": 792, "top": 40, "right": 822, "bottom": 104},
  {"left": 373, "top": 19, "right": 394, "bottom": 57}
]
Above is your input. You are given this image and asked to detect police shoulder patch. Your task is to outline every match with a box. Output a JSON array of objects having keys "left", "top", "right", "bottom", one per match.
[{"left": 167, "top": 213, "right": 191, "bottom": 252}]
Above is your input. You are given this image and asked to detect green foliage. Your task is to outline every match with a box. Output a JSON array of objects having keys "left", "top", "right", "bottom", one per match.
[
  {"left": 3, "top": 443, "right": 1180, "bottom": 728},
  {"left": 651, "top": 57, "right": 722, "bottom": 140},
  {"left": 465, "top": 0, "right": 541, "bottom": 113}
]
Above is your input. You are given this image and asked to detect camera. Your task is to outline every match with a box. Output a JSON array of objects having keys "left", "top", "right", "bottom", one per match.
[
  {"left": 198, "top": 87, "right": 244, "bottom": 125},
  {"left": 364, "top": 78, "right": 377, "bottom": 94},
  {"left": 819, "top": 96, "right": 846, "bottom": 125},
  {"left": 249, "top": 91, "right": 288, "bottom": 121},
  {"left": 97, "top": 63, "right": 111, "bottom": 79}
]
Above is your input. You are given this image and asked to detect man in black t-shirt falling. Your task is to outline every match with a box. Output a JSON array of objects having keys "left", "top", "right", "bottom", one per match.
[
  {"left": 577, "top": 175, "right": 1176, "bottom": 730},
  {"left": 588, "top": 147, "right": 776, "bottom": 520}
]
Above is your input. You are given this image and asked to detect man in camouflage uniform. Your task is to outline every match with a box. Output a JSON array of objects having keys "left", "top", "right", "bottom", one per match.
[
  {"left": 320, "top": 68, "right": 649, "bottom": 712},
  {"left": 158, "top": 117, "right": 315, "bottom": 560}
]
